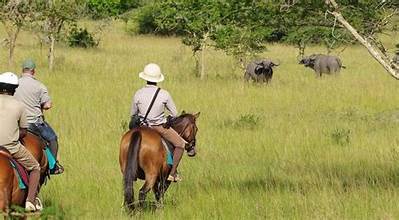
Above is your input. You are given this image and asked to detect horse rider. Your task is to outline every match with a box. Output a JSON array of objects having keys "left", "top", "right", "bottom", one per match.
[
  {"left": 14, "top": 59, "right": 64, "bottom": 175},
  {"left": 130, "top": 63, "right": 186, "bottom": 182},
  {"left": 0, "top": 72, "right": 42, "bottom": 211}
]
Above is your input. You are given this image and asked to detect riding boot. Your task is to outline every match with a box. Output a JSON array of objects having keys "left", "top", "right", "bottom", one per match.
[
  {"left": 48, "top": 139, "right": 58, "bottom": 159},
  {"left": 49, "top": 139, "right": 64, "bottom": 175},
  {"left": 26, "top": 169, "right": 40, "bottom": 203},
  {"left": 168, "top": 147, "right": 184, "bottom": 182}
]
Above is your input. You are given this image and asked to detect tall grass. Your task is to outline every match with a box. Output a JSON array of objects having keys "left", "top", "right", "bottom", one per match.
[{"left": 1, "top": 21, "right": 399, "bottom": 219}]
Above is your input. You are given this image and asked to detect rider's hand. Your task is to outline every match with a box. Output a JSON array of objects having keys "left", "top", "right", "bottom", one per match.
[{"left": 163, "top": 116, "right": 174, "bottom": 129}]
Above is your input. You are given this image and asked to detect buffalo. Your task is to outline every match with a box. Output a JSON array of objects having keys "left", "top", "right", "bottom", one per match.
[
  {"left": 299, "top": 54, "right": 345, "bottom": 77},
  {"left": 244, "top": 59, "right": 279, "bottom": 83}
]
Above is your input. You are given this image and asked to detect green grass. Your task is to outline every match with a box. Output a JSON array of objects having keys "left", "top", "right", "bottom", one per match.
[{"left": 1, "top": 21, "right": 399, "bottom": 219}]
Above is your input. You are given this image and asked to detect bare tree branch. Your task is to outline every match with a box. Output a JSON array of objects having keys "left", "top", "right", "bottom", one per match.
[{"left": 325, "top": 0, "right": 399, "bottom": 79}]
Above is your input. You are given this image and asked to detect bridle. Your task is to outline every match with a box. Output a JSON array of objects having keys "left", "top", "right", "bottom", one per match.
[{"left": 176, "top": 119, "right": 197, "bottom": 153}]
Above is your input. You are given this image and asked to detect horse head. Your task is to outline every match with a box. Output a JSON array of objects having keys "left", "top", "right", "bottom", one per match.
[{"left": 171, "top": 111, "right": 200, "bottom": 157}]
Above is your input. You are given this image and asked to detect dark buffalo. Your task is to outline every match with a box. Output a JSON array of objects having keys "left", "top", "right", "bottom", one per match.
[{"left": 244, "top": 59, "right": 279, "bottom": 83}]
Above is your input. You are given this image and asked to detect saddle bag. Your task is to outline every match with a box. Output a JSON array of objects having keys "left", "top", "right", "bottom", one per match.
[{"left": 129, "top": 114, "right": 142, "bottom": 129}]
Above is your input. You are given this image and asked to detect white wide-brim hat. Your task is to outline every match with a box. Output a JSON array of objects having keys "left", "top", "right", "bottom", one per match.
[
  {"left": 139, "top": 63, "right": 164, "bottom": 83},
  {"left": 0, "top": 72, "right": 19, "bottom": 85}
]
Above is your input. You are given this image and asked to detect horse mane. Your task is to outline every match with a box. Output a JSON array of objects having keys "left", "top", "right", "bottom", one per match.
[{"left": 172, "top": 113, "right": 196, "bottom": 127}]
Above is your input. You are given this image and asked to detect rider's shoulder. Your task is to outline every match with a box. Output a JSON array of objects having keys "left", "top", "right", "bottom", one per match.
[
  {"left": 20, "top": 75, "right": 47, "bottom": 89},
  {"left": 160, "top": 88, "right": 170, "bottom": 96},
  {"left": 134, "top": 87, "right": 147, "bottom": 95}
]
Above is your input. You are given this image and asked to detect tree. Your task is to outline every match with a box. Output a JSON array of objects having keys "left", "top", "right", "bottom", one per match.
[
  {"left": 276, "top": 0, "right": 398, "bottom": 77},
  {"left": 86, "top": 0, "right": 141, "bottom": 19},
  {"left": 86, "top": 0, "right": 120, "bottom": 19},
  {"left": 153, "top": 0, "right": 269, "bottom": 79},
  {"left": 0, "top": 0, "right": 35, "bottom": 66},
  {"left": 119, "top": 0, "right": 141, "bottom": 13},
  {"left": 272, "top": 0, "right": 398, "bottom": 77},
  {"left": 135, "top": 0, "right": 398, "bottom": 79},
  {"left": 325, "top": 0, "right": 399, "bottom": 79},
  {"left": 154, "top": 0, "right": 220, "bottom": 79},
  {"left": 34, "top": 0, "right": 84, "bottom": 70}
]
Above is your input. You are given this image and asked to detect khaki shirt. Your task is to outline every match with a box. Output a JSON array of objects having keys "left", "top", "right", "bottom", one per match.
[
  {"left": 0, "top": 94, "right": 28, "bottom": 154},
  {"left": 14, "top": 73, "right": 51, "bottom": 123},
  {"left": 131, "top": 85, "right": 178, "bottom": 126}
]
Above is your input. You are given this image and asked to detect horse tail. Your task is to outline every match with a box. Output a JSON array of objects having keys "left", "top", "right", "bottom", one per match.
[{"left": 123, "top": 130, "right": 141, "bottom": 210}]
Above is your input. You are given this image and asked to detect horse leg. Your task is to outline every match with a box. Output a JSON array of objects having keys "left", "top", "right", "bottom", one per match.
[
  {"left": 138, "top": 174, "right": 157, "bottom": 207},
  {"left": 0, "top": 163, "right": 13, "bottom": 216},
  {"left": 154, "top": 177, "right": 168, "bottom": 199},
  {"left": 153, "top": 178, "right": 172, "bottom": 208},
  {"left": 153, "top": 179, "right": 162, "bottom": 202},
  {"left": 0, "top": 187, "right": 10, "bottom": 216}
]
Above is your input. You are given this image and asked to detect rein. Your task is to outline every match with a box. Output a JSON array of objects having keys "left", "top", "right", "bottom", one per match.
[{"left": 173, "top": 117, "right": 196, "bottom": 152}]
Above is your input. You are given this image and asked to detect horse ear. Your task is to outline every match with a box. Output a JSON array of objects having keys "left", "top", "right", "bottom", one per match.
[
  {"left": 194, "top": 112, "right": 200, "bottom": 119},
  {"left": 181, "top": 110, "right": 186, "bottom": 115}
]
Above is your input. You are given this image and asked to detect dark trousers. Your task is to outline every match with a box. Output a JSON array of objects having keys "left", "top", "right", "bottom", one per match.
[{"left": 29, "top": 122, "right": 59, "bottom": 159}]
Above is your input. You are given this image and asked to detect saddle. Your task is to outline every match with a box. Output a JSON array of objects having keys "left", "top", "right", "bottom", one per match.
[
  {"left": 0, "top": 146, "right": 29, "bottom": 189},
  {"left": 25, "top": 131, "right": 57, "bottom": 171}
]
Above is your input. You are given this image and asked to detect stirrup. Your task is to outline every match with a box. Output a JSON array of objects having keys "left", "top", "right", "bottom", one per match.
[{"left": 51, "top": 162, "right": 64, "bottom": 175}]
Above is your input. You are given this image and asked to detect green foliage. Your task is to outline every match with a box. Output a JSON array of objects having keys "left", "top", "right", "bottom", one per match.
[
  {"left": 143, "top": 0, "right": 270, "bottom": 60},
  {"left": 119, "top": 0, "right": 141, "bottom": 13},
  {"left": 86, "top": 0, "right": 141, "bottom": 19},
  {"left": 35, "top": 0, "right": 85, "bottom": 36},
  {"left": 0, "top": 0, "right": 35, "bottom": 26},
  {"left": 86, "top": 0, "right": 120, "bottom": 18},
  {"left": 5, "top": 22, "right": 399, "bottom": 218},
  {"left": 132, "top": 0, "right": 396, "bottom": 56},
  {"left": 67, "top": 26, "right": 98, "bottom": 48},
  {"left": 213, "top": 24, "right": 266, "bottom": 58},
  {"left": 134, "top": 3, "right": 163, "bottom": 34},
  {"left": 271, "top": 0, "right": 392, "bottom": 49}
]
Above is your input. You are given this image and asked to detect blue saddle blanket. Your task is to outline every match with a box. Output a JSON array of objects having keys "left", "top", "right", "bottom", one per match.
[
  {"left": 167, "top": 150, "right": 173, "bottom": 166},
  {"left": 9, "top": 161, "right": 27, "bottom": 189},
  {"left": 5, "top": 147, "right": 56, "bottom": 190},
  {"left": 45, "top": 148, "right": 57, "bottom": 170},
  {"left": 161, "top": 139, "right": 174, "bottom": 166}
]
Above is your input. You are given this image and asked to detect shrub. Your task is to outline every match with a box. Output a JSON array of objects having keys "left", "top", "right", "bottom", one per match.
[
  {"left": 119, "top": 0, "right": 141, "bottom": 13},
  {"left": 67, "top": 26, "right": 98, "bottom": 48},
  {"left": 134, "top": 3, "right": 160, "bottom": 34},
  {"left": 86, "top": 0, "right": 120, "bottom": 19},
  {"left": 86, "top": 0, "right": 142, "bottom": 19},
  {"left": 128, "top": 3, "right": 181, "bottom": 35},
  {"left": 330, "top": 128, "right": 351, "bottom": 146},
  {"left": 222, "top": 114, "right": 261, "bottom": 130}
]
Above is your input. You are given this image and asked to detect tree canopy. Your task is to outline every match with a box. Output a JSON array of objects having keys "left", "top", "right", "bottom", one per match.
[{"left": 135, "top": 0, "right": 398, "bottom": 52}]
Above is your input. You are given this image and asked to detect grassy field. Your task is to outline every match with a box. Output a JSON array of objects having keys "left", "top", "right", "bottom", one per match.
[{"left": 1, "top": 21, "right": 399, "bottom": 219}]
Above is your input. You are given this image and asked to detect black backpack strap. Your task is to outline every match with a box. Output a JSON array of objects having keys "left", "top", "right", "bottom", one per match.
[{"left": 143, "top": 87, "right": 161, "bottom": 123}]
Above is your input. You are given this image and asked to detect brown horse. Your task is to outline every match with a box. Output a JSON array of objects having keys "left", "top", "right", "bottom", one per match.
[
  {"left": 119, "top": 112, "right": 200, "bottom": 210},
  {"left": 0, "top": 132, "right": 48, "bottom": 214}
]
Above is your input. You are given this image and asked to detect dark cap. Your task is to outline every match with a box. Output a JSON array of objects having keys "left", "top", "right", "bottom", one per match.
[{"left": 22, "top": 59, "right": 36, "bottom": 69}]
